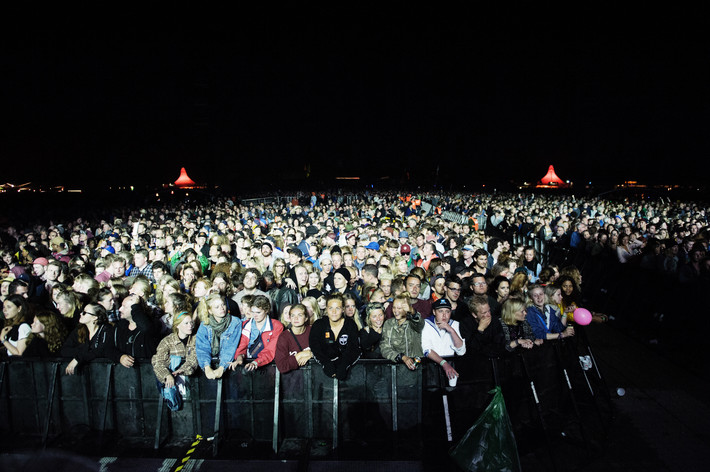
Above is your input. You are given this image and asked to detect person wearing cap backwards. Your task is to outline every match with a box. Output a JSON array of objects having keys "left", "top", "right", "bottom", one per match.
[{"left": 421, "top": 298, "right": 466, "bottom": 383}]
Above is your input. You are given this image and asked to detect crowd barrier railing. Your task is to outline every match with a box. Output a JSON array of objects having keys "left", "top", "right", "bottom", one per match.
[
  {"left": 0, "top": 334, "right": 611, "bottom": 463},
  {"left": 512, "top": 233, "right": 550, "bottom": 266}
]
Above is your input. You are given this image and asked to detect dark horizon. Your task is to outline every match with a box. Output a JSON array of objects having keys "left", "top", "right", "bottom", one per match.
[{"left": 4, "top": 11, "right": 709, "bottom": 188}]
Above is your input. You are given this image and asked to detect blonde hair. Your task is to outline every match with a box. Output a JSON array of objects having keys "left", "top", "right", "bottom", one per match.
[
  {"left": 501, "top": 298, "right": 526, "bottom": 326},
  {"left": 301, "top": 296, "right": 321, "bottom": 324},
  {"left": 196, "top": 293, "right": 225, "bottom": 325}
]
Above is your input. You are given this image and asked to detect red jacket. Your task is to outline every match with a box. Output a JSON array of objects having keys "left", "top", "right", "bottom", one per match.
[{"left": 235, "top": 317, "right": 284, "bottom": 367}]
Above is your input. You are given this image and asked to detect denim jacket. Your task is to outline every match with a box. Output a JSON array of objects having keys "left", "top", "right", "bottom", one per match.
[{"left": 195, "top": 316, "right": 242, "bottom": 370}]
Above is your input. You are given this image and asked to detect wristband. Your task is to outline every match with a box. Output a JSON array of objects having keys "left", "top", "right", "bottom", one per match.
[{"left": 439, "top": 359, "right": 447, "bottom": 367}]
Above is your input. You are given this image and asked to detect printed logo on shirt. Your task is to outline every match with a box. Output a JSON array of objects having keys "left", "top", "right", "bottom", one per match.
[{"left": 339, "top": 334, "right": 348, "bottom": 346}]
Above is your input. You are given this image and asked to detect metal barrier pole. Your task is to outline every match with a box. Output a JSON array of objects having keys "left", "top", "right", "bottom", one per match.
[
  {"left": 135, "top": 364, "right": 147, "bottom": 437},
  {"left": 213, "top": 377, "right": 223, "bottom": 457},
  {"left": 42, "top": 362, "right": 60, "bottom": 448},
  {"left": 332, "top": 377, "right": 338, "bottom": 450},
  {"left": 30, "top": 362, "right": 42, "bottom": 434},
  {"left": 520, "top": 352, "right": 558, "bottom": 472},
  {"left": 305, "top": 365, "right": 313, "bottom": 438},
  {"left": 81, "top": 363, "right": 92, "bottom": 426},
  {"left": 0, "top": 362, "right": 6, "bottom": 428},
  {"left": 390, "top": 365, "right": 398, "bottom": 432},
  {"left": 272, "top": 368, "right": 280, "bottom": 453},
  {"left": 563, "top": 336, "right": 609, "bottom": 435},
  {"left": 100, "top": 363, "right": 114, "bottom": 431},
  {"left": 154, "top": 391, "right": 165, "bottom": 449},
  {"left": 0, "top": 362, "right": 6, "bottom": 396},
  {"left": 442, "top": 394, "right": 453, "bottom": 442},
  {"left": 553, "top": 341, "right": 592, "bottom": 456},
  {"left": 191, "top": 377, "right": 201, "bottom": 436},
  {"left": 491, "top": 358, "right": 500, "bottom": 387}
]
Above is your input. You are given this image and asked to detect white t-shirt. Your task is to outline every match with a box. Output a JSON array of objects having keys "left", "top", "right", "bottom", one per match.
[
  {"left": 8, "top": 323, "right": 31, "bottom": 356},
  {"left": 421, "top": 317, "right": 466, "bottom": 358}
]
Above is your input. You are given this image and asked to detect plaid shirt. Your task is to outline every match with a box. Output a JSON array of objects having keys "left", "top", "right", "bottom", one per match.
[
  {"left": 151, "top": 333, "right": 198, "bottom": 383},
  {"left": 107, "top": 308, "right": 121, "bottom": 324},
  {"left": 128, "top": 263, "right": 154, "bottom": 283}
]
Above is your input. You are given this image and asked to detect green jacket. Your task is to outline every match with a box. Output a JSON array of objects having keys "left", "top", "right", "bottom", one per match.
[{"left": 380, "top": 313, "right": 425, "bottom": 362}]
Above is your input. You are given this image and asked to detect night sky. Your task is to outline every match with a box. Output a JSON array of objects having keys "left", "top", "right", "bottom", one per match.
[{"left": 4, "top": 10, "right": 709, "bottom": 189}]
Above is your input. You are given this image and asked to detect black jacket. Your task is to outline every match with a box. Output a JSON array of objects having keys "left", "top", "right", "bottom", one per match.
[{"left": 309, "top": 317, "right": 361, "bottom": 379}]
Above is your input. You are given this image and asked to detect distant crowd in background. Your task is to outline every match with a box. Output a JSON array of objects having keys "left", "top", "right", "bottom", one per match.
[{"left": 1, "top": 190, "right": 708, "bottom": 398}]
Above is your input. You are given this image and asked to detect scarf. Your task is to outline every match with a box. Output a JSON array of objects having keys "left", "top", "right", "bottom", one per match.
[{"left": 208, "top": 314, "right": 231, "bottom": 357}]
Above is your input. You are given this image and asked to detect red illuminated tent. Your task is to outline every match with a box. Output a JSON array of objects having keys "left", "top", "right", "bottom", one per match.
[
  {"left": 538, "top": 165, "right": 568, "bottom": 188},
  {"left": 174, "top": 167, "right": 196, "bottom": 188}
]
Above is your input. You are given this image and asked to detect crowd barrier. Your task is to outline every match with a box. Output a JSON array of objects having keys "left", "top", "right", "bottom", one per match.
[
  {"left": 512, "top": 233, "right": 550, "bottom": 266},
  {"left": 0, "top": 334, "right": 611, "bottom": 465}
]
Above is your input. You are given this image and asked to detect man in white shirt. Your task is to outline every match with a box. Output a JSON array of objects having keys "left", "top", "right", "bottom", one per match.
[{"left": 421, "top": 298, "right": 466, "bottom": 382}]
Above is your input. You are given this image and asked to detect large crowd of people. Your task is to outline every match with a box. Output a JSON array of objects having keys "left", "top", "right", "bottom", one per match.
[{"left": 1, "top": 190, "right": 708, "bottom": 404}]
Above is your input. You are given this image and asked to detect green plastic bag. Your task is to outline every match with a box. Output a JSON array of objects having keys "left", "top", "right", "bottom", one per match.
[{"left": 449, "top": 386, "right": 521, "bottom": 472}]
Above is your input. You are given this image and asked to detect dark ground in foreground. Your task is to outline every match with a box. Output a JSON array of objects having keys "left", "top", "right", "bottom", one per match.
[{"left": 2, "top": 322, "right": 709, "bottom": 471}]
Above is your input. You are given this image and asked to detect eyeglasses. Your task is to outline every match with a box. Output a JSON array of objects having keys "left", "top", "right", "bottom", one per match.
[
  {"left": 82, "top": 310, "right": 98, "bottom": 317},
  {"left": 447, "top": 287, "right": 462, "bottom": 292}
]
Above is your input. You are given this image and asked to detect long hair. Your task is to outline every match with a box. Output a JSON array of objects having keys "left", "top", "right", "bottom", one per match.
[
  {"left": 3, "top": 295, "right": 29, "bottom": 326},
  {"left": 76, "top": 303, "right": 108, "bottom": 345},
  {"left": 301, "top": 296, "right": 321, "bottom": 324},
  {"left": 31, "top": 312, "right": 69, "bottom": 354},
  {"left": 342, "top": 292, "right": 362, "bottom": 330},
  {"left": 558, "top": 275, "right": 581, "bottom": 309}
]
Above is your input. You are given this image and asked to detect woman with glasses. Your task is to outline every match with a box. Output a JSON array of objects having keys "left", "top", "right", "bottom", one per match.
[{"left": 61, "top": 303, "right": 118, "bottom": 374}]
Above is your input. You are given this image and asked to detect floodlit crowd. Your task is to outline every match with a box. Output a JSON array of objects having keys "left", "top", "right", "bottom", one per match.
[{"left": 1, "top": 191, "right": 708, "bottom": 401}]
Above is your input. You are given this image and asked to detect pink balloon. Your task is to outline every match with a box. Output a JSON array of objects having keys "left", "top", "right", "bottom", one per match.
[{"left": 574, "top": 308, "right": 592, "bottom": 326}]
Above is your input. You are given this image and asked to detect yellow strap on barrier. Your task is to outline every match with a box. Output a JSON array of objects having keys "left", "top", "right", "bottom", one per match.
[{"left": 172, "top": 434, "right": 203, "bottom": 472}]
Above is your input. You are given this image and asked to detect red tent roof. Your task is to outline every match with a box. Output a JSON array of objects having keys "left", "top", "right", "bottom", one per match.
[
  {"left": 540, "top": 165, "right": 565, "bottom": 185},
  {"left": 174, "top": 167, "right": 196, "bottom": 187}
]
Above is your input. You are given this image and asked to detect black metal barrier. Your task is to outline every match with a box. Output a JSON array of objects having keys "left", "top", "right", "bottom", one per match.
[{"left": 0, "top": 332, "right": 611, "bottom": 464}]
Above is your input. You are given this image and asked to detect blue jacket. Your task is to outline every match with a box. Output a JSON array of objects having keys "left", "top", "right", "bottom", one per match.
[
  {"left": 195, "top": 316, "right": 243, "bottom": 370},
  {"left": 526, "top": 305, "right": 565, "bottom": 339}
]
